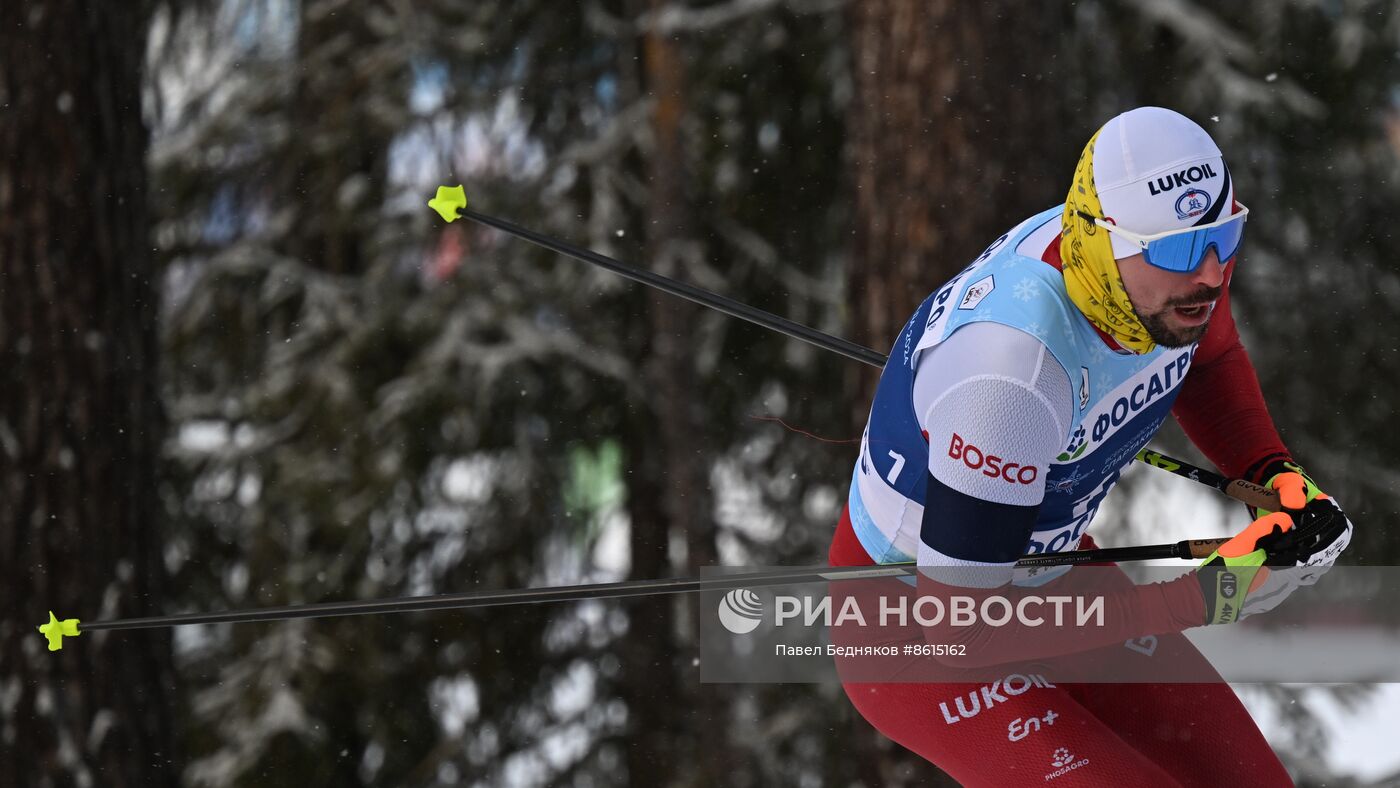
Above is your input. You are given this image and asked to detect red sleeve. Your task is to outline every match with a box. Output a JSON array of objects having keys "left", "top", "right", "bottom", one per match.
[{"left": 1171, "top": 261, "right": 1291, "bottom": 482}]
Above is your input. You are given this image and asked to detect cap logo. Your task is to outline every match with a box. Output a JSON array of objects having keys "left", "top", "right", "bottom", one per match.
[
  {"left": 1174, "top": 188, "right": 1212, "bottom": 220},
  {"left": 1147, "top": 163, "right": 1219, "bottom": 196}
]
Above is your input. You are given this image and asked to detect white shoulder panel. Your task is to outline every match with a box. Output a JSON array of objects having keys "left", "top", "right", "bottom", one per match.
[{"left": 913, "top": 322, "right": 1073, "bottom": 507}]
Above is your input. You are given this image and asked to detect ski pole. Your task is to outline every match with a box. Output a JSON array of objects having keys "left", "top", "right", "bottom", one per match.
[
  {"left": 38, "top": 536, "right": 1228, "bottom": 650},
  {"left": 1135, "top": 449, "right": 1277, "bottom": 510}
]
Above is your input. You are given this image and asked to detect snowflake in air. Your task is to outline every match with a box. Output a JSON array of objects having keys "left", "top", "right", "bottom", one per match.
[{"left": 1013, "top": 278, "right": 1040, "bottom": 302}]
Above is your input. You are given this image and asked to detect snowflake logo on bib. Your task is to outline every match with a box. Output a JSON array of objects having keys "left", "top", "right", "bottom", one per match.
[{"left": 1013, "top": 278, "right": 1040, "bottom": 302}]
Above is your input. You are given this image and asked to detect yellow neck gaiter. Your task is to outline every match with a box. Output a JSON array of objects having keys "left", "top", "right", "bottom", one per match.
[{"left": 1060, "top": 129, "right": 1157, "bottom": 355}]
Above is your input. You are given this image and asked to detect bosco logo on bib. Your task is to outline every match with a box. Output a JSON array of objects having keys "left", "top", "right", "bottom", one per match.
[{"left": 947, "top": 433, "right": 1038, "bottom": 485}]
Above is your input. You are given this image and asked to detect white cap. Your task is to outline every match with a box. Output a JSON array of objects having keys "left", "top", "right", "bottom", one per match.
[{"left": 1092, "top": 107, "right": 1234, "bottom": 259}]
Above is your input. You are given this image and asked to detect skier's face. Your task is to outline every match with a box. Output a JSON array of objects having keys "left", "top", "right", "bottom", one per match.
[{"left": 1116, "top": 248, "right": 1227, "bottom": 348}]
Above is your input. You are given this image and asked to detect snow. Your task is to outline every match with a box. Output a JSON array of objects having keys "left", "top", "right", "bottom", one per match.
[
  {"left": 430, "top": 675, "right": 481, "bottom": 737},
  {"left": 179, "top": 420, "right": 231, "bottom": 453},
  {"left": 442, "top": 456, "right": 495, "bottom": 503},
  {"left": 1240, "top": 684, "right": 1400, "bottom": 782}
]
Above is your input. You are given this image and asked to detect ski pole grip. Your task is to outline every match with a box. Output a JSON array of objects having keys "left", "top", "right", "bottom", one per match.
[
  {"left": 1221, "top": 479, "right": 1281, "bottom": 511},
  {"left": 1183, "top": 537, "right": 1231, "bottom": 559}
]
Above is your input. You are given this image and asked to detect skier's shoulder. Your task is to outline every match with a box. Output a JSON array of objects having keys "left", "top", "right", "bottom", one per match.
[
  {"left": 918, "top": 320, "right": 1064, "bottom": 400},
  {"left": 917, "top": 206, "right": 1078, "bottom": 356}
]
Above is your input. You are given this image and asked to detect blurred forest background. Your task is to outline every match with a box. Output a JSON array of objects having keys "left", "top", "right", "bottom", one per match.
[{"left": 3, "top": 0, "right": 1400, "bottom": 786}]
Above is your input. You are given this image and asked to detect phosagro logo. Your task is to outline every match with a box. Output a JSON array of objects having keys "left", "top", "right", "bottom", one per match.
[
  {"left": 717, "top": 589, "right": 764, "bottom": 634},
  {"left": 1045, "top": 746, "right": 1091, "bottom": 781}
]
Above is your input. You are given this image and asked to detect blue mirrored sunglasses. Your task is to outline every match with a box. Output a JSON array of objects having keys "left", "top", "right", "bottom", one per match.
[{"left": 1080, "top": 203, "right": 1250, "bottom": 273}]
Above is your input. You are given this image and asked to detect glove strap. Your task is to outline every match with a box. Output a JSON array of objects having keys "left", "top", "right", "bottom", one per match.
[{"left": 1199, "top": 512, "right": 1293, "bottom": 625}]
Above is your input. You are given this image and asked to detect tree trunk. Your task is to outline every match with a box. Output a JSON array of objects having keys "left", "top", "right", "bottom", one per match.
[
  {"left": 842, "top": 2, "right": 1073, "bottom": 783},
  {"left": 0, "top": 2, "right": 177, "bottom": 787},
  {"left": 619, "top": 4, "right": 724, "bottom": 785},
  {"left": 845, "top": 0, "right": 1075, "bottom": 418},
  {"left": 281, "top": 0, "right": 393, "bottom": 276}
]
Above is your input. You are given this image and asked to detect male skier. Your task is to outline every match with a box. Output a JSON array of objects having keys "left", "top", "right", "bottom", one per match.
[{"left": 829, "top": 107, "right": 1353, "bottom": 786}]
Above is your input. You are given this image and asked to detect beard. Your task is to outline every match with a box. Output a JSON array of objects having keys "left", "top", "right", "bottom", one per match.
[
  {"left": 1136, "top": 307, "right": 1210, "bottom": 348},
  {"left": 1133, "top": 285, "right": 1223, "bottom": 348}
]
